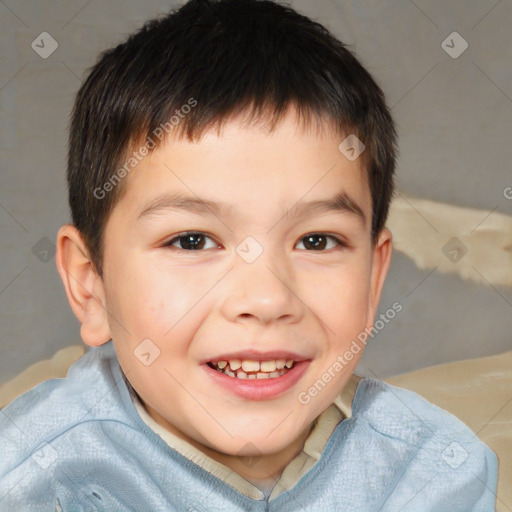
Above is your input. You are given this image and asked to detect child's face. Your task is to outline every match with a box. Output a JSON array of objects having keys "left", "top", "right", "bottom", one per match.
[{"left": 97, "top": 107, "right": 391, "bottom": 458}]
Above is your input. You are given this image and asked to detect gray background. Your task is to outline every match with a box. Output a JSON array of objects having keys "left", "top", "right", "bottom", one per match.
[{"left": 0, "top": 0, "right": 511, "bottom": 384}]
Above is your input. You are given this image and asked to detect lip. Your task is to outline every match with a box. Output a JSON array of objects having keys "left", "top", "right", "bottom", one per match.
[
  {"left": 202, "top": 360, "right": 311, "bottom": 401},
  {"left": 201, "top": 349, "right": 309, "bottom": 364}
]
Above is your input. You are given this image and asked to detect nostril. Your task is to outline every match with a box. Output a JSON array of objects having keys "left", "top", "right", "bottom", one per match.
[{"left": 91, "top": 491, "right": 103, "bottom": 501}]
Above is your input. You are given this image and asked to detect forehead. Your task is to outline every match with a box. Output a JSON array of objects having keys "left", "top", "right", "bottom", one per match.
[{"left": 111, "top": 107, "right": 371, "bottom": 227}]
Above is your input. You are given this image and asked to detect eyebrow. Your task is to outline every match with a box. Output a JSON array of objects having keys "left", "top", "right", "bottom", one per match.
[
  {"left": 137, "top": 191, "right": 366, "bottom": 224},
  {"left": 137, "top": 193, "right": 232, "bottom": 219},
  {"left": 287, "top": 192, "right": 366, "bottom": 225}
]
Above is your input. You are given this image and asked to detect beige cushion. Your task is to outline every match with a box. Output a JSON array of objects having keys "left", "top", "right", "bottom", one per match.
[
  {"left": 388, "top": 351, "right": 511, "bottom": 512},
  {"left": 1, "top": 346, "right": 510, "bottom": 510},
  {"left": 0, "top": 345, "right": 85, "bottom": 409}
]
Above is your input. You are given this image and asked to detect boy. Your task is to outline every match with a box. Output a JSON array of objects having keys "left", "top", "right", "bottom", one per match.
[{"left": 0, "top": 0, "right": 498, "bottom": 510}]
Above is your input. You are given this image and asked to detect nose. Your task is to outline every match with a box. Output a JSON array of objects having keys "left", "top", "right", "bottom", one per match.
[{"left": 219, "top": 247, "right": 304, "bottom": 325}]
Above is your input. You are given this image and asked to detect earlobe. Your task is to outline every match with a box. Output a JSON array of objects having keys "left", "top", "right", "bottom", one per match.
[
  {"left": 368, "top": 228, "right": 393, "bottom": 318},
  {"left": 55, "top": 225, "right": 111, "bottom": 347}
]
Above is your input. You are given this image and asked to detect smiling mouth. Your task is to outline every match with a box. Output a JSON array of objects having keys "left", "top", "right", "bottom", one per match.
[{"left": 207, "top": 359, "right": 296, "bottom": 380}]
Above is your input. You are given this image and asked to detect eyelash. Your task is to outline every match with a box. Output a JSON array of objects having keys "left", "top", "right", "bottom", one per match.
[{"left": 163, "top": 232, "right": 347, "bottom": 251}]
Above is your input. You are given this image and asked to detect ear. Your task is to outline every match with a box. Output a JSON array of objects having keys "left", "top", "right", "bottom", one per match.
[
  {"left": 55, "top": 224, "right": 111, "bottom": 347},
  {"left": 367, "top": 228, "right": 393, "bottom": 322}
]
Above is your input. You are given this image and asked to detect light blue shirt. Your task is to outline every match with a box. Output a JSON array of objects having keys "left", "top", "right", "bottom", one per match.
[{"left": 0, "top": 342, "right": 498, "bottom": 511}]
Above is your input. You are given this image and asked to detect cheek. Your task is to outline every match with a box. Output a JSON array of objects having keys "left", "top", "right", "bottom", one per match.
[
  {"left": 105, "top": 260, "right": 206, "bottom": 381},
  {"left": 308, "top": 261, "right": 372, "bottom": 335},
  {"left": 108, "top": 257, "right": 217, "bottom": 342}
]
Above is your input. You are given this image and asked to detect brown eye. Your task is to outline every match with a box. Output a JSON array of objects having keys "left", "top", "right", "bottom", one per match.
[
  {"left": 296, "top": 234, "right": 343, "bottom": 251},
  {"left": 166, "top": 232, "right": 218, "bottom": 250}
]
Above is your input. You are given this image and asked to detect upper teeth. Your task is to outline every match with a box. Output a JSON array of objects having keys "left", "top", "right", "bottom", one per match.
[{"left": 213, "top": 359, "right": 295, "bottom": 372}]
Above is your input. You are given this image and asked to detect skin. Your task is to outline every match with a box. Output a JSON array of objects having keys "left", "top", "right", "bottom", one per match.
[{"left": 56, "top": 106, "right": 392, "bottom": 489}]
